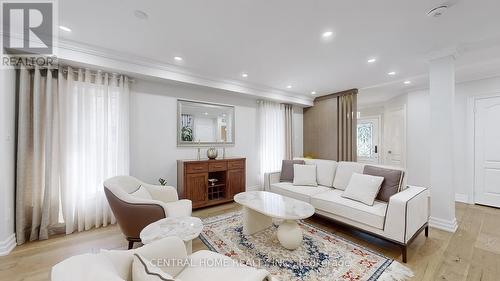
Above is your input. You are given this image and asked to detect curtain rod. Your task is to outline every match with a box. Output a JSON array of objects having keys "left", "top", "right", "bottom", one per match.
[
  {"left": 23, "top": 65, "right": 135, "bottom": 83},
  {"left": 61, "top": 67, "right": 135, "bottom": 83}
]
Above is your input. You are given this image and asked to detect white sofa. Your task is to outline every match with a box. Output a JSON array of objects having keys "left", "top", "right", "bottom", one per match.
[
  {"left": 51, "top": 236, "right": 271, "bottom": 281},
  {"left": 264, "top": 158, "right": 429, "bottom": 263}
]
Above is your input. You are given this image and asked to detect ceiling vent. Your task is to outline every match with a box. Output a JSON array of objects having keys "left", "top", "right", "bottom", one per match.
[{"left": 427, "top": 5, "right": 449, "bottom": 17}]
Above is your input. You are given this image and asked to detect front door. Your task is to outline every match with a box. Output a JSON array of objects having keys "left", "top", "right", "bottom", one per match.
[
  {"left": 384, "top": 107, "right": 406, "bottom": 167},
  {"left": 357, "top": 116, "right": 380, "bottom": 164},
  {"left": 474, "top": 96, "right": 500, "bottom": 208}
]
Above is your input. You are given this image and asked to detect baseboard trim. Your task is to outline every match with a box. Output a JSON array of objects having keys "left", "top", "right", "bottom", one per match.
[
  {"left": 0, "top": 234, "right": 16, "bottom": 256},
  {"left": 455, "top": 193, "right": 470, "bottom": 204},
  {"left": 429, "top": 216, "right": 458, "bottom": 233},
  {"left": 246, "top": 185, "right": 262, "bottom": 191}
]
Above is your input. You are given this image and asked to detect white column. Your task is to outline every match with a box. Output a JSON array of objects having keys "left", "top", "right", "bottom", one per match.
[{"left": 428, "top": 54, "right": 458, "bottom": 232}]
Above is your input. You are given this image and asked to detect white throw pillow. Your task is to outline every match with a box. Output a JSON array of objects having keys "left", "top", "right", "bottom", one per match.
[
  {"left": 132, "top": 253, "right": 175, "bottom": 281},
  {"left": 293, "top": 164, "right": 317, "bottom": 186},
  {"left": 332, "top": 162, "right": 365, "bottom": 190},
  {"left": 130, "top": 185, "right": 153, "bottom": 200},
  {"left": 341, "top": 173, "right": 384, "bottom": 206},
  {"left": 305, "top": 159, "right": 338, "bottom": 187}
]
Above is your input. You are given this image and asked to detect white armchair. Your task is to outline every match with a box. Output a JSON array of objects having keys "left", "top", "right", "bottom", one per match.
[
  {"left": 104, "top": 176, "right": 192, "bottom": 249},
  {"left": 51, "top": 236, "right": 272, "bottom": 281}
]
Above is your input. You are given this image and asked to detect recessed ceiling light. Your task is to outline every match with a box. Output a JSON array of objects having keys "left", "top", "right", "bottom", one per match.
[
  {"left": 311, "top": 91, "right": 316, "bottom": 95},
  {"left": 404, "top": 80, "right": 411, "bottom": 85},
  {"left": 367, "top": 58, "right": 377, "bottom": 63},
  {"left": 134, "top": 10, "right": 149, "bottom": 20},
  {"left": 204, "top": 112, "right": 208, "bottom": 115},
  {"left": 59, "top": 25, "right": 71, "bottom": 32},
  {"left": 174, "top": 56, "right": 183, "bottom": 62},
  {"left": 241, "top": 73, "right": 248, "bottom": 78},
  {"left": 286, "top": 85, "right": 292, "bottom": 89},
  {"left": 322, "top": 31, "right": 334, "bottom": 39},
  {"left": 388, "top": 71, "right": 396, "bottom": 76}
]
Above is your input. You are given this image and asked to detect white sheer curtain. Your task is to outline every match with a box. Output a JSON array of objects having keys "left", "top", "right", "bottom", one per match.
[
  {"left": 58, "top": 67, "right": 129, "bottom": 234},
  {"left": 258, "top": 100, "right": 285, "bottom": 180},
  {"left": 15, "top": 66, "right": 129, "bottom": 244}
]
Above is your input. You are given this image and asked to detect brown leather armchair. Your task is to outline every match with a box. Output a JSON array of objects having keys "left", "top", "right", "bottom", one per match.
[{"left": 104, "top": 176, "right": 192, "bottom": 249}]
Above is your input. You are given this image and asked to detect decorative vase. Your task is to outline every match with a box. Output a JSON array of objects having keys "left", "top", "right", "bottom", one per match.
[{"left": 207, "top": 147, "right": 218, "bottom": 159}]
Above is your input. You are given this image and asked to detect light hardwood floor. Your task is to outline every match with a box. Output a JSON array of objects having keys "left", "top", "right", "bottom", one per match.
[{"left": 1, "top": 202, "right": 499, "bottom": 281}]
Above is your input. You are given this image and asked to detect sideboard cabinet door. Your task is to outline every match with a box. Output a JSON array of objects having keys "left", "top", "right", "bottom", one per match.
[
  {"left": 227, "top": 169, "right": 245, "bottom": 198},
  {"left": 186, "top": 172, "right": 208, "bottom": 208}
]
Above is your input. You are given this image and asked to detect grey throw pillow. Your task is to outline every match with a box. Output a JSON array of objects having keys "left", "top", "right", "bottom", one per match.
[
  {"left": 280, "top": 160, "right": 305, "bottom": 182},
  {"left": 363, "top": 165, "right": 404, "bottom": 202}
]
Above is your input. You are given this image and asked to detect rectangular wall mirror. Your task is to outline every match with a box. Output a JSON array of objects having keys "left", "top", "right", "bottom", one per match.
[{"left": 177, "top": 99, "right": 235, "bottom": 146}]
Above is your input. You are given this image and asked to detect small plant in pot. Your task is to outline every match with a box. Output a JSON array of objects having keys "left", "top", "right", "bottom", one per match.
[{"left": 158, "top": 178, "right": 168, "bottom": 186}]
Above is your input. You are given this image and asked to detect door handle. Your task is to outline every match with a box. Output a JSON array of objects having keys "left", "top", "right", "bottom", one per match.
[
  {"left": 387, "top": 150, "right": 392, "bottom": 154},
  {"left": 374, "top": 145, "right": 378, "bottom": 153}
]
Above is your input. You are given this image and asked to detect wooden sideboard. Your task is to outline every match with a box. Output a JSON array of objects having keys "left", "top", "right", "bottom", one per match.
[{"left": 177, "top": 157, "right": 246, "bottom": 209}]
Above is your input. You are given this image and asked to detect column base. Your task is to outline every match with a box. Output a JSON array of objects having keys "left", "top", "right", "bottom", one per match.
[{"left": 429, "top": 216, "right": 458, "bottom": 233}]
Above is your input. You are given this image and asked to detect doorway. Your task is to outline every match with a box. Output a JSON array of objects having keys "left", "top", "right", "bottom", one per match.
[
  {"left": 383, "top": 107, "right": 406, "bottom": 168},
  {"left": 474, "top": 95, "right": 500, "bottom": 208}
]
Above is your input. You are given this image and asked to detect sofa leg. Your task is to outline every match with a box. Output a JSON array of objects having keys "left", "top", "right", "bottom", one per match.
[
  {"left": 401, "top": 245, "right": 407, "bottom": 263},
  {"left": 128, "top": 240, "right": 134, "bottom": 250},
  {"left": 425, "top": 226, "right": 429, "bottom": 237}
]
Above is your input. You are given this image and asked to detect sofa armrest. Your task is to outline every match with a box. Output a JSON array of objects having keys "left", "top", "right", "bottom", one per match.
[
  {"left": 263, "top": 171, "right": 281, "bottom": 190},
  {"left": 384, "top": 185, "right": 429, "bottom": 243},
  {"left": 143, "top": 184, "right": 179, "bottom": 203}
]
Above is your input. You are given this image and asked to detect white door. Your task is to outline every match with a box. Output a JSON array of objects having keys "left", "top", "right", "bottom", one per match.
[
  {"left": 357, "top": 116, "right": 380, "bottom": 164},
  {"left": 474, "top": 96, "right": 500, "bottom": 208},
  {"left": 384, "top": 107, "right": 406, "bottom": 167}
]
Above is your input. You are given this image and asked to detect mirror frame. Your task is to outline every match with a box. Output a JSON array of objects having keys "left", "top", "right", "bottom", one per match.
[{"left": 177, "top": 99, "right": 235, "bottom": 147}]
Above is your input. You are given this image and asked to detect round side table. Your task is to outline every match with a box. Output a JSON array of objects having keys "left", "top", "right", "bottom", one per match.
[{"left": 140, "top": 216, "right": 203, "bottom": 254}]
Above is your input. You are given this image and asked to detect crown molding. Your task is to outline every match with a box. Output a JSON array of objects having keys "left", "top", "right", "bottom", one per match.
[{"left": 56, "top": 39, "right": 314, "bottom": 106}]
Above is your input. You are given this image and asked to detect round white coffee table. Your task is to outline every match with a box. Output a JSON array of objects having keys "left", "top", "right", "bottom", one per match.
[
  {"left": 234, "top": 191, "right": 315, "bottom": 250},
  {"left": 140, "top": 216, "right": 203, "bottom": 254}
]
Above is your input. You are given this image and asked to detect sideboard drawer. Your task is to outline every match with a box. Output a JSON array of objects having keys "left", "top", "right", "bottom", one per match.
[
  {"left": 186, "top": 163, "right": 208, "bottom": 174},
  {"left": 228, "top": 160, "right": 245, "bottom": 170},
  {"left": 209, "top": 161, "right": 227, "bottom": 172}
]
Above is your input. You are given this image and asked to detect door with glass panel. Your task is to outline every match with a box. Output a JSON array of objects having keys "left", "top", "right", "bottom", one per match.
[{"left": 357, "top": 116, "right": 381, "bottom": 164}]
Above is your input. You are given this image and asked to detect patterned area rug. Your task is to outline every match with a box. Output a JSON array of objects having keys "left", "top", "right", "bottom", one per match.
[{"left": 200, "top": 212, "right": 413, "bottom": 281}]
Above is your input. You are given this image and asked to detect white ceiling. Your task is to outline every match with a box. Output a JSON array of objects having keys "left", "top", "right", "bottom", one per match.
[{"left": 58, "top": 0, "right": 500, "bottom": 105}]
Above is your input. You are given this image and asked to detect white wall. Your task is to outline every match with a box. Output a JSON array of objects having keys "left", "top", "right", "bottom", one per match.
[
  {"left": 406, "top": 90, "right": 431, "bottom": 188},
  {"left": 406, "top": 75, "right": 500, "bottom": 203},
  {"left": 293, "top": 106, "right": 304, "bottom": 158},
  {"left": 129, "top": 79, "right": 304, "bottom": 190},
  {"left": 0, "top": 68, "right": 17, "bottom": 255}
]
